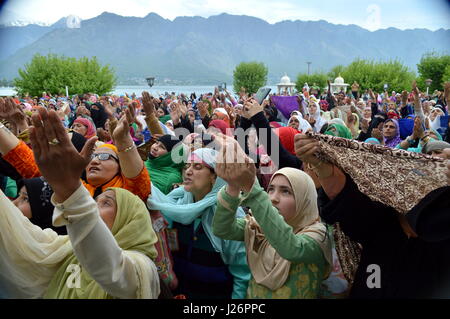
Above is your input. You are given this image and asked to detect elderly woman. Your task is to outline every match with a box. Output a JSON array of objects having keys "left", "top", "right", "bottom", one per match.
[
  {"left": 212, "top": 135, "right": 332, "bottom": 299},
  {"left": 0, "top": 110, "right": 160, "bottom": 299},
  {"left": 71, "top": 117, "right": 97, "bottom": 139},
  {"left": 147, "top": 148, "right": 251, "bottom": 299},
  {"left": 0, "top": 106, "right": 150, "bottom": 201}
]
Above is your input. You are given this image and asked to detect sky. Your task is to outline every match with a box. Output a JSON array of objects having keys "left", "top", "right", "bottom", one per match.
[{"left": 0, "top": 0, "right": 449, "bottom": 31}]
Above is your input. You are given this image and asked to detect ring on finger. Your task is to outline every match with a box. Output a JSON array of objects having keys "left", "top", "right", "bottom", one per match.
[{"left": 48, "top": 138, "right": 60, "bottom": 146}]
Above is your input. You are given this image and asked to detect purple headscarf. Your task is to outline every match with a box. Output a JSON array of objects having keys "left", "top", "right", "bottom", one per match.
[{"left": 384, "top": 119, "right": 402, "bottom": 148}]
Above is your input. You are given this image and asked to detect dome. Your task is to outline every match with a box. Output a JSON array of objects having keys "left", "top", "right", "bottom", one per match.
[
  {"left": 334, "top": 75, "right": 344, "bottom": 84},
  {"left": 280, "top": 74, "right": 291, "bottom": 84}
]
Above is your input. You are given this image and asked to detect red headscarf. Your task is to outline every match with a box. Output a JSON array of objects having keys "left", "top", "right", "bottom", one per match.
[
  {"left": 73, "top": 117, "right": 96, "bottom": 139},
  {"left": 209, "top": 119, "right": 233, "bottom": 136},
  {"left": 274, "top": 126, "right": 300, "bottom": 155}
]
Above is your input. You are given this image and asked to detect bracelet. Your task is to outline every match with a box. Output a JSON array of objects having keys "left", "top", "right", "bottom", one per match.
[{"left": 118, "top": 144, "right": 136, "bottom": 153}]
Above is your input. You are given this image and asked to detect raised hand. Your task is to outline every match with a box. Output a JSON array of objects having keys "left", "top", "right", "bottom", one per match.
[
  {"left": 142, "top": 91, "right": 155, "bottom": 117},
  {"left": 130, "top": 101, "right": 139, "bottom": 123},
  {"left": 197, "top": 101, "right": 209, "bottom": 119},
  {"left": 444, "top": 82, "right": 450, "bottom": 102},
  {"left": 113, "top": 112, "right": 132, "bottom": 142},
  {"left": 29, "top": 107, "right": 97, "bottom": 202},
  {"left": 242, "top": 98, "right": 263, "bottom": 119},
  {"left": 294, "top": 133, "right": 322, "bottom": 167},
  {"left": 401, "top": 90, "right": 408, "bottom": 106},
  {"left": 214, "top": 133, "right": 256, "bottom": 195},
  {"left": 412, "top": 116, "right": 424, "bottom": 140},
  {"left": 169, "top": 102, "right": 180, "bottom": 125}
]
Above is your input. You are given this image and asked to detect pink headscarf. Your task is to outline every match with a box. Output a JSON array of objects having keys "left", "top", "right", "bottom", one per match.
[
  {"left": 208, "top": 119, "right": 233, "bottom": 136},
  {"left": 73, "top": 117, "right": 96, "bottom": 139}
]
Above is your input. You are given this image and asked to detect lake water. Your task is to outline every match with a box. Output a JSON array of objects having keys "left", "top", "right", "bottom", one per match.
[{"left": 0, "top": 85, "right": 279, "bottom": 97}]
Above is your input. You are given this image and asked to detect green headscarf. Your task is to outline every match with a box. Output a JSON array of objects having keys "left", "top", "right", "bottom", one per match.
[
  {"left": 324, "top": 123, "right": 353, "bottom": 139},
  {"left": 145, "top": 144, "right": 185, "bottom": 195},
  {"left": 44, "top": 188, "right": 158, "bottom": 299}
]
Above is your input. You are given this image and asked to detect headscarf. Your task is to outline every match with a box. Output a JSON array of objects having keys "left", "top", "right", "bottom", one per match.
[
  {"left": 244, "top": 168, "right": 332, "bottom": 290},
  {"left": 274, "top": 126, "right": 300, "bottom": 155},
  {"left": 308, "top": 100, "right": 327, "bottom": 133},
  {"left": 383, "top": 119, "right": 402, "bottom": 148},
  {"left": 422, "top": 140, "right": 450, "bottom": 155},
  {"left": 324, "top": 123, "right": 353, "bottom": 139},
  {"left": 147, "top": 148, "right": 246, "bottom": 266},
  {"left": 0, "top": 187, "right": 158, "bottom": 298},
  {"left": 19, "top": 177, "right": 67, "bottom": 235},
  {"left": 209, "top": 119, "right": 232, "bottom": 136},
  {"left": 213, "top": 108, "right": 231, "bottom": 126},
  {"left": 429, "top": 107, "right": 445, "bottom": 131},
  {"left": 44, "top": 187, "right": 159, "bottom": 298},
  {"left": 288, "top": 114, "right": 312, "bottom": 133},
  {"left": 364, "top": 137, "right": 381, "bottom": 145},
  {"left": 145, "top": 144, "right": 185, "bottom": 195},
  {"left": 73, "top": 117, "right": 96, "bottom": 139},
  {"left": 87, "top": 102, "right": 108, "bottom": 129}
]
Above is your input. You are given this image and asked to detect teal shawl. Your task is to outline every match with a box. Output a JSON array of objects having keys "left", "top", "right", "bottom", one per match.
[{"left": 146, "top": 148, "right": 251, "bottom": 298}]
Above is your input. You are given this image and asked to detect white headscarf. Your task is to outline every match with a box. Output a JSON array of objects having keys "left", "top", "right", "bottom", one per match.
[
  {"left": 288, "top": 114, "right": 312, "bottom": 133},
  {"left": 308, "top": 100, "right": 327, "bottom": 133}
]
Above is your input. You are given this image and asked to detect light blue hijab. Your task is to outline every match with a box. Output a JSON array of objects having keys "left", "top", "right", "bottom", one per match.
[{"left": 147, "top": 148, "right": 251, "bottom": 298}]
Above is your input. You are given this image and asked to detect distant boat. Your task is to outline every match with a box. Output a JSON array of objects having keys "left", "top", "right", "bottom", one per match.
[{"left": 146, "top": 77, "right": 155, "bottom": 88}]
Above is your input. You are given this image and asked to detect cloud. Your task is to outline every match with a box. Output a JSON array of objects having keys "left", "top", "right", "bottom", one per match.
[{"left": 365, "top": 4, "right": 382, "bottom": 31}]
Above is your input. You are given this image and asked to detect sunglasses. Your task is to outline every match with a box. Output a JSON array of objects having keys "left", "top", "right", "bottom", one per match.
[{"left": 90, "top": 153, "right": 119, "bottom": 162}]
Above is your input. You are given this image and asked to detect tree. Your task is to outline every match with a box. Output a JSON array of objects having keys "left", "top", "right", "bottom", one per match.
[
  {"left": 295, "top": 73, "right": 328, "bottom": 92},
  {"left": 13, "top": 53, "right": 117, "bottom": 96},
  {"left": 333, "top": 59, "right": 415, "bottom": 92},
  {"left": 233, "top": 62, "right": 268, "bottom": 94},
  {"left": 416, "top": 52, "right": 450, "bottom": 92}
]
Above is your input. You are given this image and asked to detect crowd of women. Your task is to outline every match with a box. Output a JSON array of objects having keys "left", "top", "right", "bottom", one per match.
[{"left": 0, "top": 80, "right": 449, "bottom": 299}]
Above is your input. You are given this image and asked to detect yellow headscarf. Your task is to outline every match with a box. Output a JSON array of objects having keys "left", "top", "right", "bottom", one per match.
[
  {"left": 44, "top": 187, "right": 158, "bottom": 299},
  {"left": 244, "top": 168, "right": 332, "bottom": 291}
]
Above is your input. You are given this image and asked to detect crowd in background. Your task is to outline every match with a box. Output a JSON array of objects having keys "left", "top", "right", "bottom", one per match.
[{"left": 0, "top": 79, "right": 449, "bottom": 299}]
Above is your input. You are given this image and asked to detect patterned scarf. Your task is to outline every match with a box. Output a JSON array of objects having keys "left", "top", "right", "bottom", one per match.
[{"left": 306, "top": 132, "right": 448, "bottom": 214}]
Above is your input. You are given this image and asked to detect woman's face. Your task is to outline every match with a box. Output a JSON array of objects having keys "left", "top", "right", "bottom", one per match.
[
  {"left": 211, "top": 113, "right": 218, "bottom": 120},
  {"left": 430, "top": 109, "right": 443, "bottom": 121},
  {"left": 308, "top": 103, "right": 317, "bottom": 116},
  {"left": 86, "top": 148, "right": 120, "bottom": 187},
  {"left": 150, "top": 141, "right": 168, "bottom": 158},
  {"left": 383, "top": 121, "right": 397, "bottom": 138},
  {"left": 166, "top": 122, "right": 174, "bottom": 131},
  {"left": 363, "top": 107, "right": 372, "bottom": 119},
  {"left": 13, "top": 186, "right": 32, "bottom": 219},
  {"left": 388, "top": 102, "right": 396, "bottom": 111},
  {"left": 288, "top": 117, "right": 299, "bottom": 129},
  {"left": 267, "top": 175, "right": 296, "bottom": 222},
  {"left": 72, "top": 122, "right": 88, "bottom": 137},
  {"left": 183, "top": 162, "right": 216, "bottom": 201},
  {"left": 188, "top": 111, "right": 196, "bottom": 123},
  {"left": 156, "top": 108, "right": 165, "bottom": 118},
  {"left": 95, "top": 190, "right": 117, "bottom": 230}
]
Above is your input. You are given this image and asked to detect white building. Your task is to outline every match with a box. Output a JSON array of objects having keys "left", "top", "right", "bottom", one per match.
[
  {"left": 330, "top": 75, "right": 349, "bottom": 94},
  {"left": 277, "top": 74, "right": 296, "bottom": 95}
]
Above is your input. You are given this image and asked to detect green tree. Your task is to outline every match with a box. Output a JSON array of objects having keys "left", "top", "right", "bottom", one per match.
[
  {"left": 327, "top": 65, "right": 345, "bottom": 80},
  {"left": 416, "top": 52, "right": 450, "bottom": 92},
  {"left": 295, "top": 73, "right": 328, "bottom": 92},
  {"left": 443, "top": 64, "right": 450, "bottom": 83},
  {"left": 233, "top": 62, "right": 268, "bottom": 94},
  {"left": 13, "top": 53, "right": 117, "bottom": 96},
  {"left": 334, "top": 59, "right": 415, "bottom": 92}
]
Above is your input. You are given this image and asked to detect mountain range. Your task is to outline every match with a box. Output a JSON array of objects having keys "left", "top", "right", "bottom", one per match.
[{"left": 0, "top": 12, "right": 449, "bottom": 85}]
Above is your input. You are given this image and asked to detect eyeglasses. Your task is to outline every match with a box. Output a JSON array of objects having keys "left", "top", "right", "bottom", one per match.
[{"left": 90, "top": 153, "right": 119, "bottom": 162}]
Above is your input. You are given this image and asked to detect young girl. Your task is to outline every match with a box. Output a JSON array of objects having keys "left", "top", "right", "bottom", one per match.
[{"left": 212, "top": 135, "right": 332, "bottom": 298}]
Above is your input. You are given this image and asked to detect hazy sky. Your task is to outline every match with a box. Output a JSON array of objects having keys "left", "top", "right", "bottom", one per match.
[{"left": 1, "top": 0, "right": 449, "bottom": 31}]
